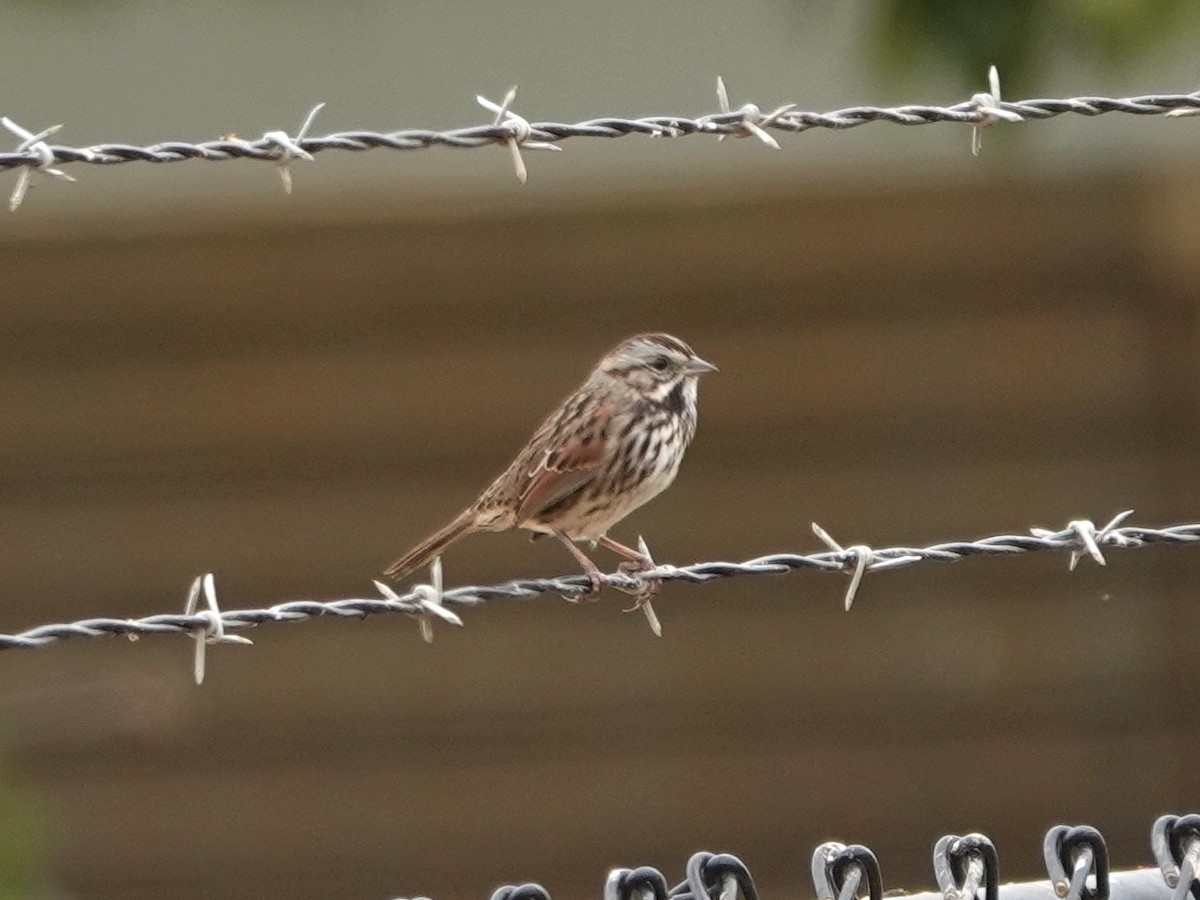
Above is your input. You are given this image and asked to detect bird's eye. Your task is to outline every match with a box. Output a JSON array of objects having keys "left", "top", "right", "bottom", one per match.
[{"left": 651, "top": 356, "right": 670, "bottom": 372}]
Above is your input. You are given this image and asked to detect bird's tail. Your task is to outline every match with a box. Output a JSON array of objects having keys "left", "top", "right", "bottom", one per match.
[{"left": 384, "top": 509, "right": 478, "bottom": 580}]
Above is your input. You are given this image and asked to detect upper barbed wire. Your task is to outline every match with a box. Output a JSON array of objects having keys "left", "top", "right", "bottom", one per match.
[
  {"left": 1, "top": 513, "right": 1197, "bottom": 674},
  {"left": 2, "top": 75, "right": 1199, "bottom": 193}
]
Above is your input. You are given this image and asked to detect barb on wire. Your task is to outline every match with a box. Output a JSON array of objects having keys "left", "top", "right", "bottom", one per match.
[
  {"left": 476, "top": 86, "right": 561, "bottom": 183},
  {"left": 262, "top": 102, "right": 324, "bottom": 194},
  {"left": 810, "top": 523, "right": 889, "bottom": 611},
  {"left": 182, "top": 573, "right": 252, "bottom": 685},
  {"left": 1, "top": 512, "right": 1197, "bottom": 667},
  {"left": 613, "top": 536, "right": 664, "bottom": 637},
  {"left": 2, "top": 78, "right": 1199, "bottom": 205},
  {"left": 711, "top": 77, "right": 793, "bottom": 149},
  {"left": 1031, "top": 510, "right": 1135, "bottom": 571},
  {"left": 969, "top": 66, "right": 1023, "bottom": 156},
  {"left": 375, "top": 556, "right": 463, "bottom": 644},
  {"left": 2, "top": 117, "right": 76, "bottom": 211}
]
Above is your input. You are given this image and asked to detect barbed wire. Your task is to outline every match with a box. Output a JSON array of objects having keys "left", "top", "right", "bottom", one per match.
[
  {"left": 3, "top": 69, "right": 1200, "bottom": 208},
  {"left": 1, "top": 510, "right": 1197, "bottom": 683}
]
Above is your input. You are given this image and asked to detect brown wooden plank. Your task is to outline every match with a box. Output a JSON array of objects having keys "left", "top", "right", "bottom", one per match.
[{"left": 1, "top": 308, "right": 1150, "bottom": 474}]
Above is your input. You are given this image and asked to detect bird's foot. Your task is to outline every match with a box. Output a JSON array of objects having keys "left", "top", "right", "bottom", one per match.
[
  {"left": 561, "top": 568, "right": 605, "bottom": 603},
  {"left": 613, "top": 538, "right": 664, "bottom": 635},
  {"left": 616, "top": 558, "right": 661, "bottom": 610}
]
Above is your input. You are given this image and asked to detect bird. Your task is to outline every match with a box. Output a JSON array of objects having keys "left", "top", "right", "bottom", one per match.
[{"left": 384, "top": 333, "right": 717, "bottom": 601}]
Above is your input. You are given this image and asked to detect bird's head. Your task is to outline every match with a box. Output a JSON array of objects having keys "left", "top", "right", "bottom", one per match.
[{"left": 597, "top": 333, "right": 717, "bottom": 405}]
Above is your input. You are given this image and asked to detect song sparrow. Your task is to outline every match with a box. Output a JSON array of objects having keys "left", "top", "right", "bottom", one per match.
[{"left": 385, "top": 333, "right": 716, "bottom": 600}]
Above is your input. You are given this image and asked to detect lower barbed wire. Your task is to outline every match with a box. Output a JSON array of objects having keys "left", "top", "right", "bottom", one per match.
[{"left": 1, "top": 513, "right": 1198, "bottom": 656}]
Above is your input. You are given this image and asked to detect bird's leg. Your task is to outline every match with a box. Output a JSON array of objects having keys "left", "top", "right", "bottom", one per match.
[
  {"left": 597, "top": 535, "right": 662, "bottom": 608},
  {"left": 597, "top": 535, "right": 652, "bottom": 567},
  {"left": 553, "top": 531, "right": 606, "bottom": 602}
]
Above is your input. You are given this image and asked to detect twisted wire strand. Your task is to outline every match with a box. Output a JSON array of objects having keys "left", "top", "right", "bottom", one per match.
[
  {"left": 1, "top": 516, "right": 1196, "bottom": 653},
  {"left": 2, "top": 91, "right": 1199, "bottom": 172}
]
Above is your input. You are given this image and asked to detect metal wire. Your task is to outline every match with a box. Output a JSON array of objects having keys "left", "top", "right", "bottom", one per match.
[
  {"left": 478, "top": 817, "right": 1200, "bottom": 900},
  {"left": 2, "top": 82, "right": 1199, "bottom": 175},
  {"left": 0, "top": 512, "right": 1195, "bottom": 655}
]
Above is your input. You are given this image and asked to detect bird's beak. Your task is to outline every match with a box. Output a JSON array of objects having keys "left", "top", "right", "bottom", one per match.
[{"left": 686, "top": 356, "right": 718, "bottom": 375}]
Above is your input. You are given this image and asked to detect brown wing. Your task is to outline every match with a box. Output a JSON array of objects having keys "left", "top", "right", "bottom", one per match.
[{"left": 514, "top": 399, "right": 614, "bottom": 524}]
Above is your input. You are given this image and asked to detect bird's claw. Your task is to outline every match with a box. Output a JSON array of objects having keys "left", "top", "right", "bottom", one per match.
[
  {"left": 620, "top": 589, "right": 660, "bottom": 614},
  {"left": 615, "top": 556, "right": 664, "bottom": 636},
  {"left": 562, "top": 569, "right": 606, "bottom": 603},
  {"left": 616, "top": 558, "right": 661, "bottom": 610}
]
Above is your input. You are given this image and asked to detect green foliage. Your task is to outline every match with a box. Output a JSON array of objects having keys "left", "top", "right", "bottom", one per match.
[
  {"left": 867, "top": 0, "right": 1197, "bottom": 92},
  {"left": 0, "top": 761, "right": 50, "bottom": 900}
]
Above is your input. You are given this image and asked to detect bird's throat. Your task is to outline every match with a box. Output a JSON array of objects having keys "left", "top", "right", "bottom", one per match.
[{"left": 662, "top": 379, "right": 687, "bottom": 415}]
